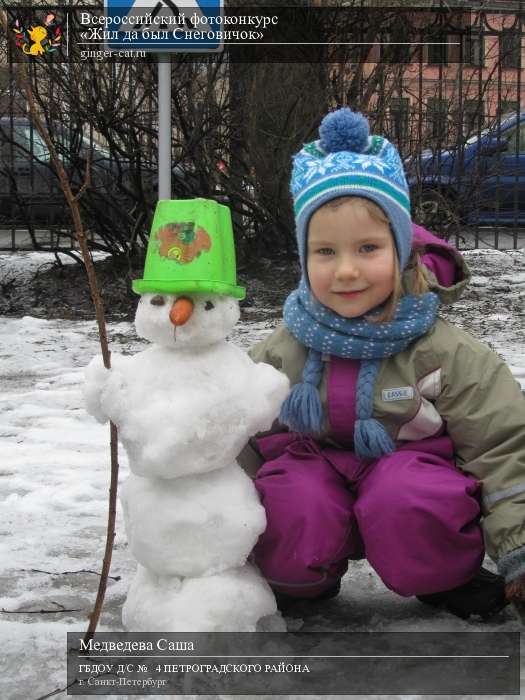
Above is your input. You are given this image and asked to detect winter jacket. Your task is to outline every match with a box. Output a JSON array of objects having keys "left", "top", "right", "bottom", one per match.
[{"left": 240, "top": 226, "right": 525, "bottom": 581}]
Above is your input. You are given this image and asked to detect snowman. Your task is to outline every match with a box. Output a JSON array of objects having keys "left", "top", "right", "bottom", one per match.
[{"left": 84, "top": 199, "right": 290, "bottom": 632}]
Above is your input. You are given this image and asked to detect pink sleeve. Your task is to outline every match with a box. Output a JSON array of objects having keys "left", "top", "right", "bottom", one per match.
[{"left": 412, "top": 223, "right": 459, "bottom": 287}]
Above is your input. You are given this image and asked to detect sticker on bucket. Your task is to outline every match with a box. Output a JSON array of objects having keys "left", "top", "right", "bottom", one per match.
[{"left": 156, "top": 222, "right": 212, "bottom": 264}]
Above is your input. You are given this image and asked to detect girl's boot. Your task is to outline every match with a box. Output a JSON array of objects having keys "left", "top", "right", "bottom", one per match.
[{"left": 416, "top": 567, "right": 509, "bottom": 620}]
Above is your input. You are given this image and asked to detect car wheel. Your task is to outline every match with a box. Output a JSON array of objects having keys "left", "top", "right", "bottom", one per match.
[{"left": 413, "top": 189, "right": 459, "bottom": 234}]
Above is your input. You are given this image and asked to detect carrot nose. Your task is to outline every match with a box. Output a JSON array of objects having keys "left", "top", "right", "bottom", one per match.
[{"left": 169, "top": 297, "right": 194, "bottom": 326}]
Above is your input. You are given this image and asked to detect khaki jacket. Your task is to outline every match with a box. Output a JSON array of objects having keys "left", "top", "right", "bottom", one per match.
[{"left": 241, "top": 257, "right": 525, "bottom": 565}]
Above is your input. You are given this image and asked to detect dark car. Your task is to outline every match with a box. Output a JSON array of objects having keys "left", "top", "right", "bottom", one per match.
[
  {"left": 406, "top": 112, "right": 525, "bottom": 228},
  {"left": 0, "top": 117, "right": 195, "bottom": 226},
  {"left": 0, "top": 117, "right": 120, "bottom": 223}
]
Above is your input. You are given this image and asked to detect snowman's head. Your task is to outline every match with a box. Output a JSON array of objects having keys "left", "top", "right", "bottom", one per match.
[{"left": 135, "top": 293, "right": 240, "bottom": 348}]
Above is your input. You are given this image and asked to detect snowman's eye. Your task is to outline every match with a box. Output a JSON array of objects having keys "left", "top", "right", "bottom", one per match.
[
  {"left": 150, "top": 295, "right": 165, "bottom": 306},
  {"left": 205, "top": 301, "right": 214, "bottom": 311}
]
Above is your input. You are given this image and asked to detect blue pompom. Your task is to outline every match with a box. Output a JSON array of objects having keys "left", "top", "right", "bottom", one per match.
[{"left": 319, "top": 108, "right": 370, "bottom": 154}]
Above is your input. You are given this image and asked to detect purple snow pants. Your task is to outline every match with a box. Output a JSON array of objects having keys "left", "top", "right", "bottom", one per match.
[{"left": 251, "top": 357, "right": 484, "bottom": 598}]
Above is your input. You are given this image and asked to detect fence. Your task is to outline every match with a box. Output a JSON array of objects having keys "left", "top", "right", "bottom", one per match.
[{"left": 2, "top": 3, "right": 525, "bottom": 253}]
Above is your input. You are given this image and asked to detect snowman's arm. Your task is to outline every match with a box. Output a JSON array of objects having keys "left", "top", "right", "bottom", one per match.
[
  {"left": 246, "top": 328, "right": 295, "bottom": 419},
  {"left": 234, "top": 336, "right": 294, "bottom": 477},
  {"left": 233, "top": 361, "right": 290, "bottom": 475},
  {"left": 84, "top": 355, "right": 112, "bottom": 424},
  {"left": 250, "top": 361, "right": 290, "bottom": 422}
]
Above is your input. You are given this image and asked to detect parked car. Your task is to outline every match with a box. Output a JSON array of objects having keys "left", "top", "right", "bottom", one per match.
[
  {"left": 406, "top": 112, "right": 525, "bottom": 228},
  {"left": 0, "top": 117, "right": 195, "bottom": 226},
  {"left": 0, "top": 117, "right": 116, "bottom": 223}
]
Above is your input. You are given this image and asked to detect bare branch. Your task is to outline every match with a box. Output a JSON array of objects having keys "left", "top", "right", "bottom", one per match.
[
  {"left": 74, "top": 148, "right": 92, "bottom": 201},
  {"left": 20, "top": 568, "right": 121, "bottom": 581},
  {"left": 0, "top": 9, "right": 120, "bottom": 647}
]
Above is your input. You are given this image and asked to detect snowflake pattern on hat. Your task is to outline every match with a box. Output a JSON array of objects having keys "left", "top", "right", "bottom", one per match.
[{"left": 292, "top": 140, "right": 408, "bottom": 198}]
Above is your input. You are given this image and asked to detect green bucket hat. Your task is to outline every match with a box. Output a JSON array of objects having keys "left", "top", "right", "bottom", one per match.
[{"left": 132, "top": 198, "right": 246, "bottom": 300}]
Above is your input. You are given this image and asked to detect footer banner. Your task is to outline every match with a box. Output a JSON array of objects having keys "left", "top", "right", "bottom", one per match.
[{"left": 66, "top": 631, "right": 520, "bottom": 695}]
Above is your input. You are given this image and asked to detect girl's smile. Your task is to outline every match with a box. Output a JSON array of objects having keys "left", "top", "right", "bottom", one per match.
[
  {"left": 334, "top": 290, "right": 366, "bottom": 297},
  {"left": 306, "top": 199, "right": 396, "bottom": 318}
]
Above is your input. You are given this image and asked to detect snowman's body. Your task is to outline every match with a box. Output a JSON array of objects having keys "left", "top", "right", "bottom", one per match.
[
  {"left": 91, "top": 342, "right": 285, "bottom": 479},
  {"left": 85, "top": 292, "right": 290, "bottom": 632}
]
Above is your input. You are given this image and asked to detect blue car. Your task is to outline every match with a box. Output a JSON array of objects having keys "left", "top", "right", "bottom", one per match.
[{"left": 406, "top": 112, "right": 525, "bottom": 229}]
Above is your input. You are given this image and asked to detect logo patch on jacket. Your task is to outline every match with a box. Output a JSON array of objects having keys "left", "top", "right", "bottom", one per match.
[{"left": 382, "top": 387, "right": 414, "bottom": 402}]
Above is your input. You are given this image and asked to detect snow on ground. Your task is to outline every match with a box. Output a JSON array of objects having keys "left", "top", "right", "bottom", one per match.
[
  {"left": 439, "top": 249, "right": 525, "bottom": 384},
  {"left": 0, "top": 249, "right": 524, "bottom": 700}
]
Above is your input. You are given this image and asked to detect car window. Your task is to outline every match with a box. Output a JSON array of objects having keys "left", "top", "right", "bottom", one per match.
[
  {"left": 16, "top": 126, "right": 50, "bottom": 160},
  {"left": 2, "top": 124, "right": 111, "bottom": 161},
  {"left": 466, "top": 115, "right": 521, "bottom": 146},
  {"left": 466, "top": 127, "right": 490, "bottom": 145},
  {"left": 82, "top": 136, "right": 110, "bottom": 158},
  {"left": 505, "top": 125, "right": 525, "bottom": 153}
]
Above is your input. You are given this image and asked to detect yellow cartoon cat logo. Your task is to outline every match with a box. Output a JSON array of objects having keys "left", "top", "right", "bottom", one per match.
[
  {"left": 12, "top": 14, "right": 62, "bottom": 56},
  {"left": 24, "top": 25, "right": 47, "bottom": 55}
]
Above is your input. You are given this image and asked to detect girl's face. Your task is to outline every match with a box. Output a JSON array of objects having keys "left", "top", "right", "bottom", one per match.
[{"left": 306, "top": 199, "right": 396, "bottom": 319}]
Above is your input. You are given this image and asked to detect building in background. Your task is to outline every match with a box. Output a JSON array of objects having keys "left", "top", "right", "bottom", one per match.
[{"left": 354, "top": 3, "right": 525, "bottom": 155}]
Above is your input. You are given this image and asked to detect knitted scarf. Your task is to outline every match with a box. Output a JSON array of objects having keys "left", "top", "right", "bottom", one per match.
[{"left": 280, "top": 278, "right": 440, "bottom": 459}]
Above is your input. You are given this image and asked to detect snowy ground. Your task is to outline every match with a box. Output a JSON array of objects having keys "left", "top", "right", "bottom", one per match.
[{"left": 0, "top": 248, "right": 524, "bottom": 700}]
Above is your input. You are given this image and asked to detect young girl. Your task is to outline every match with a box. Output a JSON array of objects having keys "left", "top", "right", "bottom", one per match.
[{"left": 242, "top": 108, "right": 525, "bottom": 619}]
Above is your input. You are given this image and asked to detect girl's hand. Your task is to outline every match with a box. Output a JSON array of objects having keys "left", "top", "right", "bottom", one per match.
[
  {"left": 505, "top": 575, "right": 525, "bottom": 624},
  {"left": 505, "top": 574, "right": 525, "bottom": 603}
]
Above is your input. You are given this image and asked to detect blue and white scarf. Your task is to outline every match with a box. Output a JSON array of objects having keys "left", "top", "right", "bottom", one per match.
[{"left": 280, "top": 278, "right": 440, "bottom": 459}]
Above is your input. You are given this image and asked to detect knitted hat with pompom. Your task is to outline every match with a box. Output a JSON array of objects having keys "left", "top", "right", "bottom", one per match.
[{"left": 290, "top": 108, "right": 412, "bottom": 277}]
